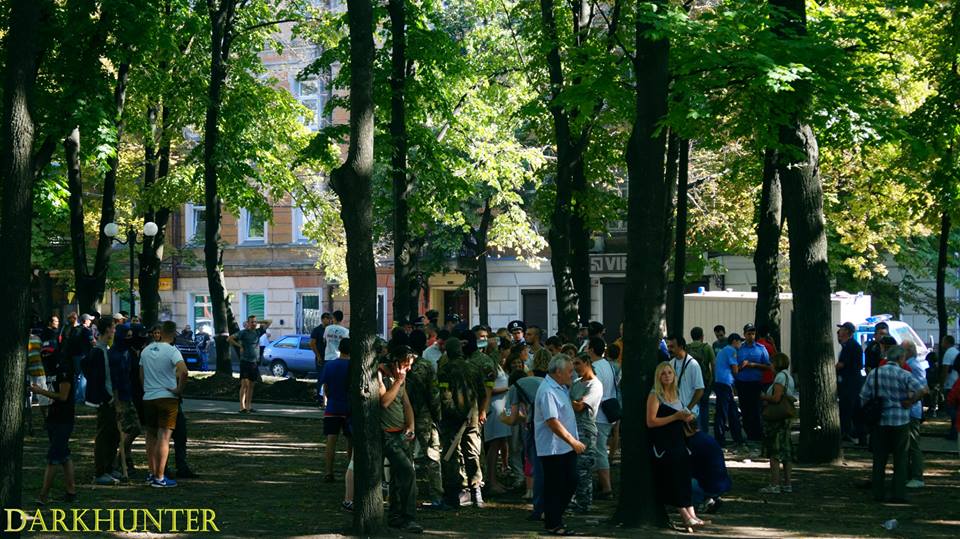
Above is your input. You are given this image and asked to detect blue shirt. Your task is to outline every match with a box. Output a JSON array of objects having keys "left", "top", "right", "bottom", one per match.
[
  {"left": 534, "top": 374, "right": 579, "bottom": 457},
  {"left": 714, "top": 345, "right": 738, "bottom": 386},
  {"left": 319, "top": 359, "right": 351, "bottom": 416},
  {"left": 735, "top": 342, "right": 770, "bottom": 383},
  {"left": 906, "top": 357, "right": 926, "bottom": 420}
]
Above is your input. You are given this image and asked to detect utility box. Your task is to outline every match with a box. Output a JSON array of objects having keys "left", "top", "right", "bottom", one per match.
[{"left": 682, "top": 291, "right": 872, "bottom": 359}]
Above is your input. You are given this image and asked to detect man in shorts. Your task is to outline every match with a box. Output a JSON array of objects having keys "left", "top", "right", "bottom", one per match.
[
  {"left": 318, "top": 338, "right": 352, "bottom": 482},
  {"left": 140, "top": 321, "right": 187, "bottom": 488},
  {"left": 229, "top": 316, "right": 263, "bottom": 413}
]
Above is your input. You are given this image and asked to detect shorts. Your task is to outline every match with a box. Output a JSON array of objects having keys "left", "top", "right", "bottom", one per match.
[
  {"left": 143, "top": 398, "right": 179, "bottom": 430},
  {"left": 116, "top": 400, "right": 141, "bottom": 436},
  {"left": 240, "top": 361, "right": 262, "bottom": 382},
  {"left": 46, "top": 422, "right": 73, "bottom": 465},
  {"left": 31, "top": 376, "right": 52, "bottom": 406},
  {"left": 324, "top": 416, "right": 352, "bottom": 437}
]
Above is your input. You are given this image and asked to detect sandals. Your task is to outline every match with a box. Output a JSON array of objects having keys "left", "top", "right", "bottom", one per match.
[{"left": 546, "top": 527, "right": 577, "bottom": 536}]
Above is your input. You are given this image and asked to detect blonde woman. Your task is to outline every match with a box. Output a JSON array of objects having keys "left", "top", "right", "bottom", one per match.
[
  {"left": 647, "top": 361, "right": 705, "bottom": 527},
  {"left": 759, "top": 353, "right": 796, "bottom": 493}
]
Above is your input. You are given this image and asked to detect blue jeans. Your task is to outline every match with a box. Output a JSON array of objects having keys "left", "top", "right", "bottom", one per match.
[
  {"left": 713, "top": 383, "right": 743, "bottom": 446},
  {"left": 698, "top": 387, "right": 712, "bottom": 434}
]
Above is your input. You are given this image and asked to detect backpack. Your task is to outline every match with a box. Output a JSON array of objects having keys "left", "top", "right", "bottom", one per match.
[
  {"left": 437, "top": 360, "right": 482, "bottom": 423},
  {"left": 81, "top": 347, "right": 109, "bottom": 405}
]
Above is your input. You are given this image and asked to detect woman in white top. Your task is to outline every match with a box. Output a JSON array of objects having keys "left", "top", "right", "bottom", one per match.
[
  {"left": 759, "top": 353, "right": 797, "bottom": 494},
  {"left": 483, "top": 343, "right": 519, "bottom": 494}
]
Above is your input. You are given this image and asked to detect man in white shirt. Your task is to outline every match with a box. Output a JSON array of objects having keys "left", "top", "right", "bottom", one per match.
[
  {"left": 667, "top": 335, "right": 706, "bottom": 417},
  {"left": 422, "top": 329, "right": 448, "bottom": 369},
  {"left": 534, "top": 356, "right": 585, "bottom": 535},
  {"left": 140, "top": 321, "right": 188, "bottom": 488},
  {"left": 586, "top": 337, "right": 617, "bottom": 499},
  {"left": 323, "top": 310, "right": 350, "bottom": 362}
]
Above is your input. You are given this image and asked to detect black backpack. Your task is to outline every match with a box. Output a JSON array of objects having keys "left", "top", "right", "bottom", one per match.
[{"left": 856, "top": 368, "right": 883, "bottom": 428}]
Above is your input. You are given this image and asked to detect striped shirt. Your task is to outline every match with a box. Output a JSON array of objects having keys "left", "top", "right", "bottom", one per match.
[
  {"left": 859, "top": 363, "right": 926, "bottom": 427},
  {"left": 27, "top": 335, "right": 45, "bottom": 377}
]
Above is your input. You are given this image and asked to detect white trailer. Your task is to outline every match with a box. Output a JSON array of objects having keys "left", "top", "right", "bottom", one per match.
[{"left": 682, "top": 290, "right": 873, "bottom": 358}]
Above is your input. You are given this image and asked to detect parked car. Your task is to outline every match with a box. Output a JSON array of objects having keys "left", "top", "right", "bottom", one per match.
[
  {"left": 174, "top": 335, "right": 205, "bottom": 371},
  {"left": 261, "top": 334, "right": 317, "bottom": 377}
]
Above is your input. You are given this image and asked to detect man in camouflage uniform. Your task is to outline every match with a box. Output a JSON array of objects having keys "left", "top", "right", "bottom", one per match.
[
  {"left": 406, "top": 345, "right": 445, "bottom": 507},
  {"left": 437, "top": 337, "right": 487, "bottom": 508}
]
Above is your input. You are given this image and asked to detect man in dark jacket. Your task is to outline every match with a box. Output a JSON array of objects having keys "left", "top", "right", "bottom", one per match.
[{"left": 837, "top": 322, "right": 865, "bottom": 443}]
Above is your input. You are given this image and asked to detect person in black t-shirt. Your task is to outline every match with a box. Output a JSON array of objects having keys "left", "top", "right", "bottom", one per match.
[{"left": 31, "top": 357, "right": 78, "bottom": 504}]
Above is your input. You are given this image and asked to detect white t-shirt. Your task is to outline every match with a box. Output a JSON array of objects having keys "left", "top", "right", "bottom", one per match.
[
  {"left": 942, "top": 347, "right": 959, "bottom": 391},
  {"left": 670, "top": 355, "right": 705, "bottom": 415},
  {"left": 141, "top": 342, "right": 184, "bottom": 401},
  {"left": 593, "top": 358, "right": 619, "bottom": 424},
  {"left": 258, "top": 332, "right": 271, "bottom": 348},
  {"left": 423, "top": 343, "right": 442, "bottom": 369},
  {"left": 323, "top": 324, "right": 349, "bottom": 362}
]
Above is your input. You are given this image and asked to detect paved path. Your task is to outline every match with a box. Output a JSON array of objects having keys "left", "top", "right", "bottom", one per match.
[{"left": 181, "top": 398, "right": 323, "bottom": 419}]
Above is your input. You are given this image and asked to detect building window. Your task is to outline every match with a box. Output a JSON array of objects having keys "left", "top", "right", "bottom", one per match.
[
  {"left": 243, "top": 292, "right": 266, "bottom": 320},
  {"left": 239, "top": 208, "right": 267, "bottom": 244},
  {"left": 295, "top": 77, "right": 326, "bottom": 131},
  {"left": 191, "top": 293, "right": 213, "bottom": 335},
  {"left": 293, "top": 205, "right": 312, "bottom": 243},
  {"left": 186, "top": 204, "right": 206, "bottom": 244},
  {"left": 296, "top": 291, "right": 322, "bottom": 333}
]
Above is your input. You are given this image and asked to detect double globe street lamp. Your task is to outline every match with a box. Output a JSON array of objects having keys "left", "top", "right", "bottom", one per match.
[{"left": 104, "top": 221, "right": 158, "bottom": 316}]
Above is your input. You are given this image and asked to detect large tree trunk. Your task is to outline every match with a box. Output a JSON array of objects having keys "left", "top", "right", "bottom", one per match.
[
  {"left": 664, "top": 134, "right": 682, "bottom": 335},
  {"left": 138, "top": 105, "right": 173, "bottom": 327},
  {"left": 389, "top": 0, "right": 417, "bottom": 326},
  {"left": 754, "top": 148, "right": 783, "bottom": 347},
  {"left": 205, "top": 0, "right": 239, "bottom": 376},
  {"left": 330, "top": 0, "right": 382, "bottom": 532},
  {"left": 936, "top": 209, "right": 951, "bottom": 344},
  {"left": 614, "top": 0, "right": 673, "bottom": 528},
  {"left": 770, "top": 0, "right": 839, "bottom": 465},
  {"left": 540, "top": 0, "right": 582, "bottom": 341},
  {"left": 65, "top": 62, "right": 130, "bottom": 315},
  {"left": 0, "top": 0, "right": 52, "bottom": 527},
  {"left": 570, "top": 161, "right": 592, "bottom": 326}
]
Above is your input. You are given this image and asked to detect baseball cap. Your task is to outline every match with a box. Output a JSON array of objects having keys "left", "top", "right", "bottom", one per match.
[
  {"left": 80, "top": 313, "right": 95, "bottom": 322},
  {"left": 507, "top": 320, "right": 526, "bottom": 333},
  {"left": 743, "top": 323, "right": 756, "bottom": 333},
  {"left": 837, "top": 322, "right": 856, "bottom": 333},
  {"left": 112, "top": 312, "right": 125, "bottom": 321}
]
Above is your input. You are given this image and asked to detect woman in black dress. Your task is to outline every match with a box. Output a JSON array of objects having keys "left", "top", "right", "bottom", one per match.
[{"left": 646, "top": 361, "right": 705, "bottom": 527}]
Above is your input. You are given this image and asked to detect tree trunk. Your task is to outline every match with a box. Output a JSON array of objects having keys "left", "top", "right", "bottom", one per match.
[
  {"left": 668, "top": 138, "right": 690, "bottom": 336},
  {"left": 571, "top": 160, "right": 592, "bottom": 326},
  {"left": 662, "top": 132, "right": 678, "bottom": 333},
  {"left": 475, "top": 199, "right": 493, "bottom": 326},
  {"left": 769, "top": 0, "right": 839, "bottom": 465},
  {"left": 0, "top": 0, "right": 52, "bottom": 527},
  {"left": 614, "top": 0, "right": 672, "bottom": 528},
  {"left": 754, "top": 148, "right": 783, "bottom": 347},
  {"left": 139, "top": 105, "right": 173, "bottom": 328},
  {"left": 330, "top": 0, "right": 382, "bottom": 532},
  {"left": 936, "top": 209, "right": 951, "bottom": 344},
  {"left": 389, "top": 0, "right": 416, "bottom": 327},
  {"left": 205, "top": 0, "right": 239, "bottom": 376},
  {"left": 540, "top": 0, "right": 582, "bottom": 341}
]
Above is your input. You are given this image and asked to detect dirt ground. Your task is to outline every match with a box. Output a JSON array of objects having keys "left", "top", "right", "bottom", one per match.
[{"left": 17, "top": 409, "right": 960, "bottom": 538}]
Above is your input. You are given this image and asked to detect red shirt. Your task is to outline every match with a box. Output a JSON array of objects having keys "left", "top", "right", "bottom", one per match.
[{"left": 758, "top": 338, "right": 777, "bottom": 385}]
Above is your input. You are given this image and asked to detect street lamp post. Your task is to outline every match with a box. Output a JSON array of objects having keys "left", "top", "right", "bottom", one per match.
[{"left": 104, "top": 221, "right": 158, "bottom": 315}]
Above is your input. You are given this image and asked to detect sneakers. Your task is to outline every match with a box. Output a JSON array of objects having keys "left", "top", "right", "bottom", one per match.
[
  {"left": 341, "top": 500, "right": 354, "bottom": 512},
  {"left": 151, "top": 477, "right": 178, "bottom": 488},
  {"left": 94, "top": 474, "right": 119, "bottom": 485},
  {"left": 471, "top": 486, "right": 485, "bottom": 508},
  {"left": 457, "top": 489, "right": 473, "bottom": 507},
  {"left": 905, "top": 480, "right": 924, "bottom": 489},
  {"left": 759, "top": 485, "right": 781, "bottom": 494},
  {"left": 144, "top": 473, "right": 155, "bottom": 485}
]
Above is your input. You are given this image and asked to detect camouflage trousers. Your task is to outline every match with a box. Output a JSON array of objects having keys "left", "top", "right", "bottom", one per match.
[
  {"left": 573, "top": 430, "right": 597, "bottom": 512},
  {"left": 383, "top": 431, "right": 417, "bottom": 523},
  {"left": 439, "top": 421, "right": 482, "bottom": 500},
  {"left": 413, "top": 419, "right": 444, "bottom": 501}
]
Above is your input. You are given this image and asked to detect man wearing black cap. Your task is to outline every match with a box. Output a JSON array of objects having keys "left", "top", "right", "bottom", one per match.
[
  {"left": 714, "top": 333, "right": 745, "bottom": 447},
  {"left": 507, "top": 320, "right": 526, "bottom": 345},
  {"left": 579, "top": 321, "right": 605, "bottom": 353},
  {"left": 836, "top": 321, "right": 864, "bottom": 443},
  {"left": 864, "top": 322, "right": 889, "bottom": 373}
]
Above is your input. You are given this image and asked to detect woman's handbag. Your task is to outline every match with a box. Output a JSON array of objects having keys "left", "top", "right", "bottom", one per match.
[{"left": 762, "top": 394, "right": 797, "bottom": 421}]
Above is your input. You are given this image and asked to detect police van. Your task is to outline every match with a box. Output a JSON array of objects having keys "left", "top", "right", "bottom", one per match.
[{"left": 855, "top": 314, "right": 930, "bottom": 364}]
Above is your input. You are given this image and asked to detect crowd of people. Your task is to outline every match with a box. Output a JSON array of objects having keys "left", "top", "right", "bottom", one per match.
[
  {"left": 24, "top": 307, "right": 959, "bottom": 534},
  {"left": 27, "top": 311, "right": 203, "bottom": 503}
]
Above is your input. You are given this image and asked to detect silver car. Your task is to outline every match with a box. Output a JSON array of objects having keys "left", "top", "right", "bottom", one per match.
[{"left": 261, "top": 334, "right": 317, "bottom": 377}]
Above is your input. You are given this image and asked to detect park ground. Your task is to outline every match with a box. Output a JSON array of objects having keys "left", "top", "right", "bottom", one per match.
[{"left": 17, "top": 384, "right": 960, "bottom": 538}]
